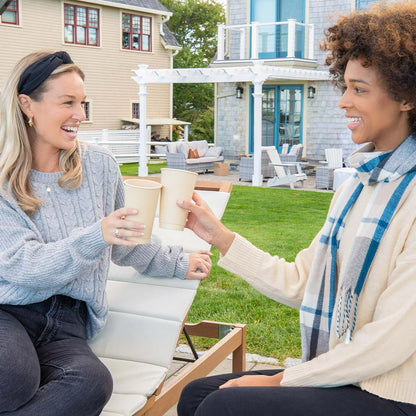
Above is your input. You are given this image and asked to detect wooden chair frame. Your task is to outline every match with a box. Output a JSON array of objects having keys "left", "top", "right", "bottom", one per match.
[{"left": 137, "top": 321, "right": 246, "bottom": 416}]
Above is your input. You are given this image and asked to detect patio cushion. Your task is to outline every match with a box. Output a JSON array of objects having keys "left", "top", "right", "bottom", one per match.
[
  {"left": 205, "top": 147, "right": 223, "bottom": 157},
  {"left": 186, "top": 156, "right": 219, "bottom": 164},
  {"left": 189, "top": 140, "right": 209, "bottom": 157}
]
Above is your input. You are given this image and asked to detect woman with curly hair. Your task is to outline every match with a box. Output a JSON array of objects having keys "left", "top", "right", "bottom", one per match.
[
  {"left": 0, "top": 50, "right": 212, "bottom": 415},
  {"left": 176, "top": 2, "right": 416, "bottom": 415}
]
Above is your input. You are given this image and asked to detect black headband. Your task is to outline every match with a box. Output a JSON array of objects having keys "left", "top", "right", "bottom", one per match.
[{"left": 17, "top": 51, "right": 74, "bottom": 96}]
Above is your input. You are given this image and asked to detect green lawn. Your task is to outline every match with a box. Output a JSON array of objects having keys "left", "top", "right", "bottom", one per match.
[
  {"left": 119, "top": 163, "right": 333, "bottom": 363},
  {"left": 188, "top": 186, "right": 332, "bottom": 363},
  {"left": 119, "top": 161, "right": 166, "bottom": 176}
]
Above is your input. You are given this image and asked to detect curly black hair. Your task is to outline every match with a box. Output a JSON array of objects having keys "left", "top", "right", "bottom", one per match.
[{"left": 322, "top": 1, "right": 416, "bottom": 130}]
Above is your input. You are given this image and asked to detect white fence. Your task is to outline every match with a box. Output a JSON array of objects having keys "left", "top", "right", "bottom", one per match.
[{"left": 78, "top": 129, "right": 168, "bottom": 164}]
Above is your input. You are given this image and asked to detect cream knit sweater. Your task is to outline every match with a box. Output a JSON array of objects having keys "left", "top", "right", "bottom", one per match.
[{"left": 218, "top": 181, "right": 416, "bottom": 404}]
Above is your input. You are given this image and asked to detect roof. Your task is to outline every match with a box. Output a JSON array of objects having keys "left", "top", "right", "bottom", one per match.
[
  {"left": 82, "top": 0, "right": 172, "bottom": 15},
  {"left": 106, "top": 0, "right": 170, "bottom": 12},
  {"left": 160, "top": 24, "right": 181, "bottom": 49}
]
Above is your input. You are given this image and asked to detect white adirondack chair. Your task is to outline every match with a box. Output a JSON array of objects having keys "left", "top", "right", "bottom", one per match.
[
  {"left": 265, "top": 146, "right": 307, "bottom": 189},
  {"left": 316, "top": 148, "right": 343, "bottom": 189}
]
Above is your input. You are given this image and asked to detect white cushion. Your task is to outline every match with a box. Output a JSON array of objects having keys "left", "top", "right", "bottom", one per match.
[
  {"left": 205, "top": 147, "right": 223, "bottom": 157},
  {"left": 107, "top": 263, "right": 199, "bottom": 289},
  {"left": 190, "top": 140, "right": 209, "bottom": 157},
  {"left": 100, "top": 389, "right": 147, "bottom": 416},
  {"left": 89, "top": 284, "right": 196, "bottom": 367},
  {"left": 154, "top": 145, "right": 167, "bottom": 155},
  {"left": 105, "top": 279, "right": 197, "bottom": 322},
  {"left": 186, "top": 156, "right": 216, "bottom": 164},
  {"left": 101, "top": 358, "right": 167, "bottom": 396},
  {"left": 176, "top": 141, "right": 189, "bottom": 157},
  {"left": 166, "top": 142, "right": 178, "bottom": 153}
]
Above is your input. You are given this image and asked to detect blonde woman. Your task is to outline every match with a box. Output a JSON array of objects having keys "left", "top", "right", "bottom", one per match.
[{"left": 0, "top": 51, "right": 211, "bottom": 415}]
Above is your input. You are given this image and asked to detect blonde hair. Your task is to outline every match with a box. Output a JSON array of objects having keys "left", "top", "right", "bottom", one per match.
[{"left": 0, "top": 50, "right": 85, "bottom": 215}]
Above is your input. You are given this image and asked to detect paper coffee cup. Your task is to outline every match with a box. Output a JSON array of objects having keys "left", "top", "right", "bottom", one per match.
[
  {"left": 124, "top": 179, "right": 162, "bottom": 244},
  {"left": 159, "top": 168, "right": 198, "bottom": 231}
]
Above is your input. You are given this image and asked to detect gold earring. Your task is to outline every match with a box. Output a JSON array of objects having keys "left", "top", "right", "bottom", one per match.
[{"left": 28, "top": 118, "right": 33, "bottom": 127}]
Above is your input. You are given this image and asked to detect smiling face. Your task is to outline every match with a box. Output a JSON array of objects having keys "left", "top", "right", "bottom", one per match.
[
  {"left": 19, "top": 71, "right": 86, "bottom": 170},
  {"left": 338, "top": 59, "right": 413, "bottom": 151}
]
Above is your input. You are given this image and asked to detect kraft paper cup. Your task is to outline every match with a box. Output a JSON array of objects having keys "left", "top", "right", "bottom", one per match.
[
  {"left": 124, "top": 179, "right": 162, "bottom": 244},
  {"left": 159, "top": 168, "right": 198, "bottom": 231}
]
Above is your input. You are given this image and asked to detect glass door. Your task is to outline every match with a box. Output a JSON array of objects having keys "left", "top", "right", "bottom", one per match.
[
  {"left": 278, "top": 86, "right": 302, "bottom": 150},
  {"left": 249, "top": 84, "right": 303, "bottom": 153}
]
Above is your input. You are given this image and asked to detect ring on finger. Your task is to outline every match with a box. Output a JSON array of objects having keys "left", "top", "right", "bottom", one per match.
[{"left": 113, "top": 228, "right": 120, "bottom": 238}]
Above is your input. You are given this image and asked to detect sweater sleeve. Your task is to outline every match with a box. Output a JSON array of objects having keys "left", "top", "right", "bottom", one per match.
[
  {"left": 0, "top": 196, "right": 108, "bottom": 291},
  {"left": 218, "top": 233, "right": 318, "bottom": 309},
  {"left": 281, "top": 225, "right": 416, "bottom": 388}
]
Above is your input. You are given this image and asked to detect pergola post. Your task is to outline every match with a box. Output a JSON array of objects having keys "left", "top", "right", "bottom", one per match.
[
  {"left": 138, "top": 65, "right": 149, "bottom": 176},
  {"left": 252, "top": 79, "right": 264, "bottom": 186}
]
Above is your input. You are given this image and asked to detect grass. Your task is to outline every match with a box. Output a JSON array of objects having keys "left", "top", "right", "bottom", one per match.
[
  {"left": 119, "top": 163, "right": 333, "bottom": 363},
  {"left": 119, "top": 161, "right": 166, "bottom": 176},
  {"left": 187, "top": 186, "right": 332, "bottom": 363}
]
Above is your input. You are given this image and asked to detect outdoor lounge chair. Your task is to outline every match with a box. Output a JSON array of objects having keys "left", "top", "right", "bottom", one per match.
[
  {"left": 280, "top": 144, "right": 304, "bottom": 175},
  {"left": 315, "top": 148, "right": 343, "bottom": 190},
  {"left": 239, "top": 148, "right": 275, "bottom": 182},
  {"left": 88, "top": 178, "right": 246, "bottom": 416},
  {"left": 264, "top": 146, "right": 307, "bottom": 189}
]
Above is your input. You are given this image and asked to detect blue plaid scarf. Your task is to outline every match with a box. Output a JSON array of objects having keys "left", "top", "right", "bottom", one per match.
[{"left": 300, "top": 135, "right": 416, "bottom": 362}]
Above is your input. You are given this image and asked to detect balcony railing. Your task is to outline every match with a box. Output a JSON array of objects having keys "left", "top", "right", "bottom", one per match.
[{"left": 216, "top": 19, "right": 315, "bottom": 61}]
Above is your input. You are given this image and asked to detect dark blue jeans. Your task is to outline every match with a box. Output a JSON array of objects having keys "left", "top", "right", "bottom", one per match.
[
  {"left": 178, "top": 370, "right": 416, "bottom": 416},
  {"left": 0, "top": 295, "right": 113, "bottom": 415}
]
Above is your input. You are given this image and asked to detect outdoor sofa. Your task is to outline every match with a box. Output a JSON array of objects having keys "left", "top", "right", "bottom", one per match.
[{"left": 163, "top": 140, "right": 224, "bottom": 173}]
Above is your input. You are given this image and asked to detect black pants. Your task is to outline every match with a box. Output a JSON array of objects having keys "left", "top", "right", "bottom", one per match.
[
  {"left": 0, "top": 296, "right": 112, "bottom": 415},
  {"left": 178, "top": 369, "right": 416, "bottom": 416}
]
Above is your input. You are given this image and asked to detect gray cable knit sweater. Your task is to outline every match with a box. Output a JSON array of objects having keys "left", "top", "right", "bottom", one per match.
[{"left": 0, "top": 144, "right": 188, "bottom": 337}]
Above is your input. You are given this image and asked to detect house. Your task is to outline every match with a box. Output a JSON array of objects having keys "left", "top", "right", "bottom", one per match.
[
  {"left": 210, "top": 0, "right": 388, "bottom": 162},
  {"left": 0, "top": 0, "right": 181, "bottom": 138}
]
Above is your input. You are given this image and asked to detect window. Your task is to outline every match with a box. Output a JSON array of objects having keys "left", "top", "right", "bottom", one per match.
[
  {"left": 355, "top": 0, "right": 377, "bottom": 10},
  {"left": 122, "top": 13, "right": 151, "bottom": 51},
  {"left": 64, "top": 4, "right": 99, "bottom": 46},
  {"left": 132, "top": 102, "right": 140, "bottom": 119},
  {"left": 83, "top": 101, "right": 91, "bottom": 122},
  {"left": 1, "top": 0, "right": 19, "bottom": 25}
]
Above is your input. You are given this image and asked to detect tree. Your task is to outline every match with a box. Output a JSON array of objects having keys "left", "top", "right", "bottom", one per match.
[{"left": 160, "top": 0, "right": 225, "bottom": 134}]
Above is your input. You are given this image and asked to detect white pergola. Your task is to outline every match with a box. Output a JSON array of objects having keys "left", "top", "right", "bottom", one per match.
[{"left": 132, "top": 61, "right": 329, "bottom": 186}]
